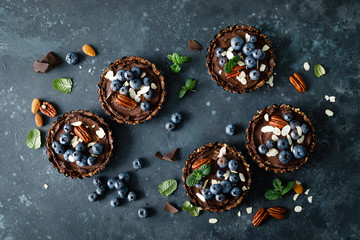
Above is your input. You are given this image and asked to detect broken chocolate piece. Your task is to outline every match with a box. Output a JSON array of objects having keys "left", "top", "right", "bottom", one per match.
[
  {"left": 155, "top": 148, "right": 179, "bottom": 162},
  {"left": 188, "top": 40, "right": 202, "bottom": 51},
  {"left": 164, "top": 202, "right": 178, "bottom": 214},
  {"left": 33, "top": 52, "right": 61, "bottom": 73}
]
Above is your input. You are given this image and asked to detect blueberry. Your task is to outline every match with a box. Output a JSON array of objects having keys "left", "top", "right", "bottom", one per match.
[
  {"left": 130, "top": 78, "right": 142, "bottom": 90},
  {"left": 225, "top": 124, "right": 235, "bottom": 136},
  {"left": 258, "top": 144, "right": 268, "bottom": 154},
  {"left": 215, "top": 47, "right": 225, "bottom": 57},
  {"left": 277, "top": 138, "right": 290, "bottom": 150},
  {"left": 124, "top": 71, "right": 134, "bottom": 80},
  {"left": 242, "top": 42, "right": 255, "bottom": 55},
  {"left": 165, "top": 121, "right": 176, "bottom": 131},
  {"left": 230, "top": 36, "right": 244, "bottom": 51},
  {"left": 96, "top": 185, "right": 108, "bottom": 196},
  {"left": 290, "top": 130, "right": 301, "bottom": 140},
  {"left": 92, "top": 143, "right": 103, "bottom": 155},
  {"left": 210, "top": 184, "right": 222, "bottom": 195},
  {"left": 59, "top": 133, "right": 71, "bottom": 145},
  {"left": 292, "top": 145, "right": 307, "bottom": 159},
  {"left": 127, "top": 191, "right": 137, "bottom": 201},
  {"left": 266, "top": 140, "right": 276, "bottom": 149},
  {"left": 283, "top": 113, "right": 293, "bottom": 122},
  {"left": 131, "top": 67, "right": 141, "bottom": 78},
  {"left": 114, "top": 179, "right": 126, "bottom": 190},
  {"left": 119, "top": 86, "right": 129, "bottom": 95},
  {"left": 138, "top": 208, "right": 148, "bottom": 218},
  {"left": 215, "top": 193, "right": 226, "bottom": 202},
  {"left": 249, "top": 70, "right": 260, "bottom": 80},
  {"left": 216, "top": 169, "right": 225, "bottom": 179},
  {"left": 140, "top": 101, "right": 151, "bottom": 111},
  {"left": 244, "top": 56, "right": 256, "bottom": 68},
  {"left": 251, "top": 49, "right": 265, "bottom": 60},
  {"left": 65, "top": 52, "right": 79, "bottom": 65},
  {"left": 220, "top": 180, "right": 232, "bottom": 194},
  {"left": 63, "top": 149, "right": 74, "bottom": 162},
  {"left": 219, "top": 57, "right": 228, "bottom": 67},
  {"left": 201, "top": 188, "right": 214, "bottom": 200},
  {"left": 117, "top": 187, "right": 129, "bottom": 199},
  {"left": 301, "top": 124, "right": 309, "bottom": 135},
  {"left": 217, "top": 157, "right": 228, "bottom": 168},
  {"left": 132, "top": 158, "right": 143, "bottom": 169},
  {"left": 76, "top": 154, "right": 87, "bottom": 167},
  {"left": 72, "top": 151, "right": 82, "bottom": 162},
  {"left": 143, "top": 77, "right": 152, "bottom": 86},
  {"left": 87, "top": 156, "right": 97, "bottom": 166},
  {"left": 168, "top": 113, "right": 183, "bottom": 125},
  {"left": 290, "top": 120, "right": 300, "bottom": 130},
  {"left": 116, "top": 70, "right": 126, "bottom": 81},
  {"left": 229, "top": 173, "right": 240, "bottom": 184},
  {"left": 278, "top": 150, "right": 292, "bottom": 164},
  {"left": 107, "top": 177, "right": 117, "bottom": 189},
  {"left": 118, "top": 172, "right": 131, "bottom": 183},
  {"left": 75, "top": 143, "right": 86, "bottom": 153},
  {"left": 110, "top": 198, "right": 121, "bottom": 207},
  {"left": 248, "top": 35, "right": 257, "bottom": 43},
  {"left": 144, "top": 89, "right": 153, "bottom": 99},
  {"left": 110, "top": 80, "right": 122, "bottom": 91},
  {"left": 63, "top": 124, "right": 73, "bottom": 133},
  {"left": 230, "top": 187, "right": 241, "bottom": 197},
  {"left": 88, "top": 192, "right": 99, "bottom": 202},
  {"left": 93, "top": 176, "right": 106, "bottom": 187},
  {"left": 55, "top": 144, "right": 66, "bottom": 154},
  {"left": 52, "top": 140, "right": 61, "bottom": 151},
  {"left": 228, "top": 160, "right": 238, "bottom": 171}
]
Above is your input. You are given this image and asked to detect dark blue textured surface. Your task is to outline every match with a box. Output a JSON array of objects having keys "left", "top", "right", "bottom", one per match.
[{"left": 0, "top": 0, "right": 359, "bottom": 239}]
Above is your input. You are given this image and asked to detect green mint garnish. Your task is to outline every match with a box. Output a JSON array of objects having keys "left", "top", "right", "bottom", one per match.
[
  {"left": 224, "top": 55, "right": 240, "bottom": 73},
  {"left": 158, "top": 179, "right": 177, "bottom": 196},
  {"left": 53, "top": 78, "right": 73, "bottom": 94},
  {"left": 182, "top": 201, "right": 201, "bottom": 217},
  {"left": 182, "top": 201, "right": 193, "bottom": 212},
  {"left": 178, "top": 78, "right": 196, "bottom": 99},
  {"left": 264, "top": 178, "right": 294, "bottom": 200},
  {"left": 26, "top": 129, "right": 41, "bottom": 149},
  {"left": 314, "top": 64, "right": 326, "bottom": 77},
  {"left": 170, "top": 64, "right": 181, "bottom": 74},
  {"left": 197, "top": 164, "right": 211, "bottom": 176},
  {"left": 167, "top": 53, "right": 190, "bottom": 74},
  {"left": 185, "top": 164, "right": 211, "bottom": 187}
]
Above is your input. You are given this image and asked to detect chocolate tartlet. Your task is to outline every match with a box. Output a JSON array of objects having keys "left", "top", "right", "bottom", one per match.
[
  {"left": 46, "top": 110, "right": 113, "bottom": 179},
  {"left": 98, "top": 56, "right": 166, "bottom": 125},
  {"left": 182, "top": 143, "right": 251, "bottom": 213},
  {"left": 206, "top": 25, "right": 275, "bottom": 93},
  {"left": 246, "top": 104, "right": 315, "bottom": 173}
]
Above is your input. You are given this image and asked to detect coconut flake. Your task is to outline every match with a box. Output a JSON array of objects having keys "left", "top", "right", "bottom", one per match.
[
  {"left": 305, "top": 189, "right": 310, "bottom": 195},
  {"left": 259, "top": 64, "right": 266, "bottom": 72},
  {"left": 140, "top": 72, "right": 146, "bottom": 78},
  {"left": 272, "top": 135, "right": 279, "bottom": 141},
  {"left": 209, "top": 218, "right": 218, "bottom": 224},
  {"left": 242, "top": 186, "right": 247, "bottom": 191},
  {"left": 325, "top": 109, "right": 334, "bottom": 117},
  {"left": 308, "top": 196, "right": 313, "bottom": 203},
  {"left": 297, "top": 135, "right": 305, "bottom": 144},
  {"left": 266, "top": 148, "right": 278, "bottom": 157},
  {"left": 273, "top": 127, "right": 281, "bottom": 136},
  {"left": 227, "top": 47, "right": 233, "bottom": 52},
  {"left": 281, "top": 125, "right": 291, "bottom": 136},
  {"left": 246, "top": 207, "right": 252, "bottom": 214},
  {"left": 303, "top": 62, "right": 310, "bottom": 71},
  {"left": 293, "top": 193, "right": 299, "bottom": 201},
  {"left": 87, "top": 142, "right": 96, "bottom": 148},
  {"left": 237, "top": 76, "right": 247, "bottom": 85},
  {"left": 104, "top": 70, "right": 118, "bottom": 81},
  {"left": 96, "top": 128, "right": 106, "bottom": 138},
  {"left": 71, "top": 121, "right": 82, "bottom": 126},
  {"left": 150, "top": 83, "right": 158, "bottom": 89},
  {"left": 261, "top": 126, "right": 274, "bottom": 133},
  {"left": 294, "top": 206, "right": 302, "bottom": 213},
  {"left": 264, "top": 113, "right": 269, "bottom": 121},
  {"left": 239, "top": 173, "right": 246, "bottom": 182},
  {"left": 124, "top": 81, "right": 130, "bottom": 87},
  {"left": 262, "top": 45, "right": 270, "bottom": 51},
  {"left": 245, "top": 33, "right": 250, "bottom": 42},
  {"left": 218, "top": 70, "right": 222, "bottom": 75},
  {"left": 196, "top": 193, "right": 206, "bottom": 202}
]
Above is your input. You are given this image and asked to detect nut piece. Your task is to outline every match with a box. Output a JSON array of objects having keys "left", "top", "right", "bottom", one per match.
[
  {"left": 269, "top": 116, "right": 288, "bottom": 130},
  {"left": 34, "top": 113, "right": 43, "bottom": 127},
  {"left": 289, "top": 73, "right": 307, "bottom": 93},
  {"left": 267, "top": 207, "right": 288, "bottom": 220},
  {"left": 31, "top": 98, "right": 41, "bottom": 114},
  {"left": 40, "top": 102, "right": 57, "bottom": 117},
  {"left": 115, "top": 94, "right": 137, "bottom": 109},
  {"left": 252, "top": 208, "right": 269, "bottom": 227},
  {"left": 82, "top": 44, "right": 96, "bottom": 56},
  {"left": 225, "top": 65, "right": 246, "bottom": 79},
  {"left": 192, "top": 158, "right": 211, "bottom": 169},
  {"left": 293, "top": 182, "right": 304, "bottom": 194},
  {"left": 74, "top": 125, "right": 92, "bottom": 143}
]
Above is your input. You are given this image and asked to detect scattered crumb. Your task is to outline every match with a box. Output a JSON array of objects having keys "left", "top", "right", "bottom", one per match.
[
  {"left": 209, "top": 218, "right": 218, "bottom": 224},
  {"left": 308, "top": 196, "right": 313, "bottom": 203},
  {"left": 303, "top": 62, "right": 310, "bottom": 71},
  {"left": 88, "top": 69, "right": 92, "bottom": 73},
  {"left": 293, "top": 193, "right": 299, "bottom": 201},
  {"left": 325, "top": 109, "right": 334, "bottom": 117},
  {"left": 237, "top": 210, "right": 241, "bottom": 217},
  {"left": 266, "top": 75, "right": 274, "bottom": 87},
  {"left": 325, "top": 95, "right": 329, "bottom": 100},
  {"left": 79, "top": 65, "right": 82, "bottom": 69},
  {"left": 44, "top": 184, "right": 48, "bottom": 189},
  {"left": 305, "top": 189, "right": 310, "bottom": 195},
  {"left": 294, "top": 206, "right": 302, "bottom": 213},
  {"left": 295, "top": 180, "right": 301, "bottom": 185},
  {"left": 329, "top": 96, "right": 336, "bottom": 102},
  {"left": 246, "top": 207, "right": 252, "bottom": 214}
]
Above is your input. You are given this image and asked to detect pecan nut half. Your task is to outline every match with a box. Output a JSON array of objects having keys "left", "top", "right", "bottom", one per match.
[
  {"left": 192, "top": 158, "right": 211, "bottom": 169},
  {"left": 225, "top": 65, "right": 246, "bottom": 79},
  {"left": 289, "top": 73, "right": 306, "bottom": 93},
  {"left": 269, "top": 116, "right": 288, "bottom": 130},
  {"left": 267, "top": 207, "right": 288, "bottom": 220},
  {"left": 115, "top": 94, "right": 137, "bottom": 109},
  {"left": 252, "top": 208, "right": 269, "bottom": 227},
  {"left": 74, "top": 125, "right": 92, "bottom": 143},
  {"left": 40, "top": 102, "right": 57, "bottom": 117}
]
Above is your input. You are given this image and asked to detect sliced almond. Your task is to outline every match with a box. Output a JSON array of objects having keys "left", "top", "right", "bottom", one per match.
[
  {"left": 104, "top": 70, "right": 117, "bottom": 81},
  {"left": 140, "top": 72, "right": 146, "bottom": 78},
  {"left": 218, "top": 70, "right": 222, "bottom": 75},
  {"left": 308, "top": 196, "right": 313, "bottom": 203},
  {"left": 237, "top": 210, "right": 241, "bottom": 217},
  {"left": 129, "top": 88, "right": 136, "bottom": 99},
  {"left": 287, "top": 134, "right": 293, "bottom": 145},
  {"left": 296, "top": 126, "right": 302, "bottom": 136},
  {"left": 272, "top": 135, "right": 279, "bottom": 141},
  {"left": 87, "top": 142, "right": 96, "bottom": 148},
  {"left": 242, "top": 186, "right": 247, "bottom": 191},
  {"left": 297, "top": 135, "right": 305, "bottom": 144},
  {"left": 273, "top": 127, "right": 281, "bottom": 136},
  {"left": 329, "top": 96, "right": 336, "bottom": 102},
  {"left": 259, "top": 64, "right": 266, "bottom": 72},
  {"left": 264, "top": 113, "right": 269, "bottom": 121},
  {"left": 266, "top": 148, "right": 278, "bottom": 157},
  {"left": 245, "top": 33, "right": 250, "bottom": 42},
  {"left": 137, "top": 85, "right": 150, "bottom": 95},
  {"left": 261, "top": 126, "right": 274, "bottom": 133},
  {"left": 262, "top": 45, "right": 270, "bottom": 51},
  {"left": 239, "top": 173, "right": 246, "bottom": 182},
  {"left": 325, "top": 109, "right": 334, "bottom": 117},
  {"left": 96, "top": 128, "right": 105, "bottom": 138},
  {"left": 224, "top": 170, "right": 230, "bottom": 180},
  {"left": 281, "top": 125, "right": 291, "bottom": 136},
  {"left": 303, "top": 62, "right": 310, "bottom": 71},
  {"left": 150, "top": 83, "right": 158, "bottom": 89},
  {"left": 217, "top": 146, "right": 226, "bottom": 158},
  {"left": 209, "top": 218, "right": 218, "bottom": 224},
  {"left": 293, "top": 193, "right": 299, "bottom": 201},
  {"left": 203, "top": 179, "right": 209, "bottom": 188},
  {"left": 196, "top": 193, "right": 206, "bottom": 202}
]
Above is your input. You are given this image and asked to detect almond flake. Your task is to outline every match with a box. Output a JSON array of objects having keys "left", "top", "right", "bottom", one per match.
[
  {"left": 218, "top": 70, "right": 222, "bottom": 75},
  {"left": 303, "top": 62, "right": 310, "bottom": 71},
  {"left": 129, "top": 88, "right": 136, "bottom": 99},
  {"left": 294, "top": 206, "right": 302, "bottom": 213},
  {"left": 224, "top": 170, "right": 230, "bottom": 180},
  {"left": 261, "top": 126, "right": 274, "bottom": 133},
  {"left": 325, "top": 95, "right": 330, "bottom": 101},
  {"left": 237, "top": 76, "right": 247, "bottom": 85},
  {"left": 325, "top": 109, "right": 334, "bottom": 117},
  {"left": 237, "top": 61, "right": 245, "bottom": 66},
  {"left": 308, "top": 196, "right": 313, "bottom": 203},
  {"left": 226, "top": 51, "right": 234, "bottom": 59},
  {"left": 287, "top": 134, "right": 293, "bottom": 145},
  {"left": 88, "top": 69, "right": 92, "bottom": 73},
  {"left": 211, "top": 179, "right": 220, "bottom": 185},
  {"left": 203, "top": 179, "right": 209, "bottom": 188},
  {"left": 264, "top": 113, "right": 269, "bottom": 121},
  {"left": 68, "top": 155, "right": 75, "bottom": 162},
  {"left": 295, "top": 180, "right": 301, "bottom": 185},
  {"left": 137, "top": 86, "right": 150, "bottom": 96},
  {"left": 291, "top": 145, "right": 294, "bottom": 151},
  {"left": 296, "top": 126, "right": 302, "bottom": 136},
  {"left": 217, "top": 146, "right": 227, "bottom": 158},
  {"left": 78, "top": 138, "right": 83, "bottom": 143},
  {"left": 329, "top": 96, "right": 336, "bottom": 102},
  {"left": 266, "top": 75, "right": 274, "bottom": 87},
  {"left": 266, "top": 148, "right": 278, "bottom": 157},
  {"left": 196, "top": 193, "right": 206, "bottom": 202},
  {"left": 104, "top": 70, "right": 117, "bottom": 81},
  {"left": 246, "top": 207, "right": 252, "bottom": 214},
  {"left": 273, "top": 127, "right": 281, "bottom": 136},
  {"left": 239, "top": 173, "right": 246, "bottom": 182},
  {"left": 281, "top": 125, "right": 291, "bottom": 136},
  {"left": 245, "top": 33, "right": 250, "bottom": 42},
  {"left": 262, "top": 45, "right": 270, "bottom": 51},
  {"left": 297, "top": 135, "right": 305, "bottom": 144},
  {"left": 230, "top": 170, "right": 238, "bottom": 174},
  {"left": 87, "top": 142, "right": 96, "bottom": 148},
  {"left": 150, "top": 83, "right": 158, "bottom": 89},
  {"left": 242, "top": 186, "right": 247, "bottom": 191},
  {"left": 71, "top": 121, "right": 82, "bottom": 126},
  {"left": 293, "top": 193, "right": 299, "bottom": 201},
  {"left": 209, "top": 218, "right": 218, "bottom": 224},
  {"left": 305, "top": 189, "right": 310, "bottom": 195},
  {"left": 44, "top": 184, "right": 49, "bottom": 189},
  {"left": 237, "top": 210, "right": 241, "bottom": 217},
  {"left": 71, "top": 136, "right": 79, "bottom": 148},
  {"left": 140, "top": 72, "right": 146, "bottom": 78},
  {"left": 227, "top": 47, "right": 233, "bottom": 52},
  {"left": 124, "top": 81, "right": 130, "bottom": 87},
  {"left": 259, "top": 64, "right": 266, "bottom": 72},
  {"left": 238, "top": 71, "right": 246, "bottom": 78},
  {"left": 96, "top": 128, "right": 105, "bottom": 138},
  {"left": 272, "top": 135, "right": 279, "bottom": 141}
]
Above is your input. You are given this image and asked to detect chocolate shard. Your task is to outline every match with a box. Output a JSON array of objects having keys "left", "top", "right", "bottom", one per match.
[
  {"left": 164, "top": 202, "right": 178, "bottom": 214},
  {"left": 155, "top": 148, "right": 179, "bottom": 162},
  {"left": 33, "top": 61, "right": 50, "bottom": 74},
  {"left": 188, "top": 40, "right": 202, "bottom": 51},
  {"left": 33, "top": 52, "right": 61, "bottom": 73}
]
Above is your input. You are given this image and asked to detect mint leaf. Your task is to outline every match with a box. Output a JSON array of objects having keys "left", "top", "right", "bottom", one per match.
[
  {"left": 26, "top": 129, "right": 41, "bottom": 149},
  {"left": 158, "top": 179, "right": 177, "bottom": 196},
  {"left": 189, "top": 206, "right": 200, "bottom": 217},
  {"left": 182, "top": 201, "right": 193, "bottom": 212},
  {"left": 180, "top": 56, "right": 191, "bottom": 63},
  {"left": 273, "top": 178, "right": 283, "bottom": 191},
  {"left": 53, "top": 78, "right": 72, "bottom": 94},
  {"left": 178, "top": 89, "right": 187, "bottom": 99},
  {"left": 281, "top": 181, "right": 295, "bottom": 195},
  {"left": 224, "top": 55, "right": 240, "bottom": 73},
  {"left": 171, "top": 53, "right": 181, "bottom": 64},
  {"left": 197, "top": 164, "right": 211, "bottom": 177},
  {"left": 314, "top": 64, "right": 326, "bottom": 77},
  {"left": 188, "top": 79, "right": 197, "bottom": 90},
  {"left": 185, "top": 78, "right": 193, "bottom": 88},
  {"left": 167, "top": 54, "right": 174, "bottom": 61},
  {"left": 186, "top": 173, "right": 199, "bottom": 186},
  {"left": 265, "top": 189, "right": 282, "bottom": 200},
  {"left": 171, "top": 63, "right": 181, "bottom": 74}
]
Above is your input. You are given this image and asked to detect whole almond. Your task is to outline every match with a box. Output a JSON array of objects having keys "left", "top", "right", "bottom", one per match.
[
  {"left": 293, "top": 182, "right": 304, "bottom": 194},
  {"left": 35, "top": 113, "right": 43, "bottom": 127},
  {"left": 31, "top": 98, "right": 41, "bottom": 114},
  {"left": 82, "top": 44, "right": 96, "bottom": 56}
]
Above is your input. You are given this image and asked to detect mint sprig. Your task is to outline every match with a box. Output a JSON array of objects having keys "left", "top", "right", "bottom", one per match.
[
  {"left": 179, "top": 78, "right": 196, "bottom": 99},
  {"left": 314, "top": 64, "right": 326, "bottom": 77},
  {"left": 167, "top": 53, "right": 190, "bottom": 74},
  {"left": 264, "top": 178, "right": 294, "bottom": 200},
  {"left": 158, "top": 179, "right": 177, "bottom": 196},
  {"left": 53, "top": 78, "right": 73, "bottom": 94},
  {"left": 185, "top": 163, "right": 211, "bottom": 186},
  {"left": 26, "top": 129, "right": 41, "bottom": 149},
  {"left": 224, "top": 55, "right": 240, "bottom": 73},
  {"left": 182, "top": 201, "right": 201, "bottom": 217}
]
